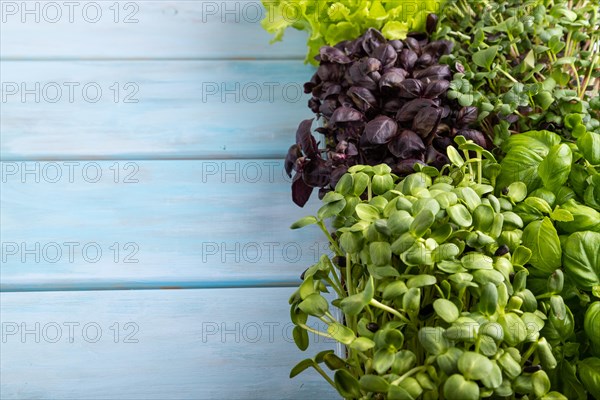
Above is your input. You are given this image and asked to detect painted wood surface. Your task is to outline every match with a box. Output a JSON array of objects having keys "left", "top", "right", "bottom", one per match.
[
  {"left": 0, "top": 0, "right": 307, "bottom": 60},
  {"left": 0, "top": 1, "right": 336, "bottom": 398},
  {"left": 0, "top": 288, "right": 338, "bottom": 399},
  {"left": 1, "top": 159, "right": 329, "bottom": 291},
  {"left": 1, "top": 60, "right": 315, "bottom": 160}
]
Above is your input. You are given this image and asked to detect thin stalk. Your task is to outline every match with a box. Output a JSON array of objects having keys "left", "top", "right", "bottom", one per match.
[
  {"left": 477, "top": 151, "right": 483, "bottom": 185},
  {"left": 497, "top": 68, "right": 519, "bottom": 84},
  {"left": 298, "top": 324, "right": 333, "bottom": 340},
  {"left": 569, "top": 64, "right": 581, "bottom": 97},
  {"left": 325, "top": 311, "right": 338, "bottom": 323},
  {"left": 317, "top": 221, "right": 343, "bottom": 256},
  {"left": 312, "top": 363, "right": 336, "bottom": 389},
  {"left": 520, "top": 341, "right": 538, "bottom": 367},
  {"left": 369, "top": 299, "right": 411, "bottom": 324},
  {"left": 580, "top": 52, "right": 598, "bottom": 99},
  {"left": 390, "top": 366, "right": 427, "bottom": 386},
  {"left": 345, "top": 253, "right": 354, "bottom": 296},
  {"left": 329, "top": 269, "right": 344, "bottom": 298},
  {"left": 462, "top": 149, "right": 474, "bottom": 178},
  {"left": 325, "top": 276, "right": 344, "bottom": 298}
]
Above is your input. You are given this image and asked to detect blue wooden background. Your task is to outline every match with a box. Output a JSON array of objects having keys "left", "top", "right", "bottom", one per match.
[{"left": 0, "top": 1, "right": 338, "bottom": 398}]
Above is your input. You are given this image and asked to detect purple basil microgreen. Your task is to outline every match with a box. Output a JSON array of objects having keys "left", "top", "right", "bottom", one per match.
[{"left": 286, "top": 25, "right": 487, "bottom": 206}]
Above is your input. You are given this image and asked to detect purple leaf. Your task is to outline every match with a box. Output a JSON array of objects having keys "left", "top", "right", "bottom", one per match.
[
  {"left": 292, "top": 174, "right": 314, "bottom": 207},
  {"left": 396, "top": 98, "right": 436, "bottom": 122},
  {"left": 423, "top": 80, "right": 450, "bottom": 99},
  {"left": 364, "top": 116, "right": 398, "bottom": 144},
  {"left": 303, "top": 158, "right": 331, "bottom": 188},
  {"left": 348, "top": 86, "right": 377, "bottom": 112},
  {"left": 295, "top": 119, "right": 317, "bottom": 156},
  {"left": 398, "top": 79, "right": 423, "bottom": 98},
  {"left": 413, "top": 65, "right": 451, "bottom": 80},
  {"left": 330, "top": 107, "right": 364, "bottom": 124},
  {"left": 285, "top": 144, "right": 302, "bottom": 177},
  {"left": 388, "top": 130, "right": 426, "bottom": 159},
  {"left": 412, "top": 106, "right": 442, "bottom": 137},
  {"left": 398, "top": 49, "right": 418, "bottom": 70},
  {"left": 456, "top": 106, "right": 479, "bottom": 127},
  {"left": 319, "top": 46, "right": 352, "bottom": 64}
]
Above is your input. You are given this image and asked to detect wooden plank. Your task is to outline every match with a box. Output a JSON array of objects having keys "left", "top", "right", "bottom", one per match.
[
  {"left": 0, "top": 160, "right": 333, "bottom": 291},
  {"left": 0, "top": 1, "right": 307, "bottom": 60},
  {"left": 0, "top": 60, "right": 315, "bottom": 160},
  {"left": 0, "top": 288, "right": 339, "bottom": 399}
]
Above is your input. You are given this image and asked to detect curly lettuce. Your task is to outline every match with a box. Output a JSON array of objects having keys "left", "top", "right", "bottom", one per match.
[{"left": 261, "top": 0, "right": 443, "bottom": 64}]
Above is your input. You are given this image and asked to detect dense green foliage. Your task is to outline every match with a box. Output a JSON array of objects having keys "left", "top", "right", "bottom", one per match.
[
  {"left": 288, "top": 137, "right": 600, "bottom": 399},
  {"left": 435, "top": 0, "right": 599, "bottom": 145},
  {"left": 272, "top": 1, "right": 600, "bottom": 398}
]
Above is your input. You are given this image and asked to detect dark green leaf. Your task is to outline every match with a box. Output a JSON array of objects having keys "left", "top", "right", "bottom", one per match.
[
  {"left": 360, "top": 374, "right": 389, "bottom": 393},
  {"left": 290, "top": 358, "right": 314, "bottom": 378},
  {"left": 334, "top": 369, "right": 361, "bottom": 398},
  {"left": 292, "top": 326, "right": 309, "bottom": 351},
  {"left": 291, "top": 216, "right": 318, "bottom": 229}
]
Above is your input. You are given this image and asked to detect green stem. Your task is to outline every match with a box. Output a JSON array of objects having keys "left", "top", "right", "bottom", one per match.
[
  {"left": 391, "top": 366, "right": 427, "bottom": 386},
  {"left": 298, "top": 323, "right": 333, "bottom": 340},
  {"left": 477, "top": 151, "right": 483, "bottom": 185},
  {"left": 462, "top": 149, "right": 474, "bottom": 178},
  {"left": 569, "top": 64, "right": 581, "bottom": 97},
  {"left": 312, "top": 363, "right": 336, "bottom": 389},
  {"left": 324, "top": 311, "right": 339, "bottom": 324},
  {"left": 317, "top": 221, "right": 343, "bottom": 256},
  {"left": 497, "top": 68, "right": 519, "bottom": 84},
  {"left": 325, "top": 276, "right": 344, "bottom": 298},
  {"left": 580, "top": 52, "right": 598, "bottom": 99},
  {"left": 330, "top": 268, "right": 344, "bottom": 298},
  {"left": 520, "top": 342, "right": 538, "bottom": 367},
  {"left": 369, "top": 299, "right": 411, "bottom": 324},
  {"left": 345, "top": 253, "right": 354, "bottom": 296}
]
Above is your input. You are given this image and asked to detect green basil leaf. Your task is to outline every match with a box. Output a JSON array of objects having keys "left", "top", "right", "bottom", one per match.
[
  {"left": 578, "top": 357, "right": 600, "bottom": 399},
  {"left": 497, "top": 146, "right": 544, "bottom": 194},
  {"left": 538, "top": 144, "right": 572, "bottom": 192},
  {"left": 563, "top": 231, "right": 600, "bottom": 290},
  {"left": 522, "top": 217, "right": 562, "bottom": 274},
  {"left": 556, "top": 199, "right": 600, "bottom": 234},
  {"left": 577, "top": 131, "right": 600, "bottom": 165}
]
